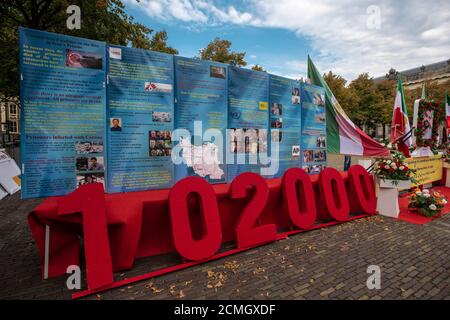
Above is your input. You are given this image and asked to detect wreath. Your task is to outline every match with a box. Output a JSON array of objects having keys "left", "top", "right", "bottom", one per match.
[{"left": 414, "top": 99, "right": 441, "bottom": 149}]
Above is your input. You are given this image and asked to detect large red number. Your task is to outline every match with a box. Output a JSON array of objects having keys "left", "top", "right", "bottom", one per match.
[
  {"left": 169, "top": 176, "right": 222, "bottom": 261},
  {"left": 282, "top": 168, "right": 317, "bottom": 229},
  {"left": 319, "top": 168, "right": 350, "bottom": 221},
  {"left": 347, "top": 165, "right": 377, "bottom": 214},
  {"left": 230, "top": 172, "right": 277, "bottom": 248},
  {"left": 58, "top": 183, "right": 114, "bottom": 290}
]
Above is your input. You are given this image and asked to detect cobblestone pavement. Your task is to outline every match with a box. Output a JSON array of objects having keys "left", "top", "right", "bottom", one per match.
[{"left": 0, "top": 190, "right": 449, "bottom": 300}]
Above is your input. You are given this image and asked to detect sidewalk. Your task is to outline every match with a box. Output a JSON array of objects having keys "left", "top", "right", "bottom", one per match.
[{"left": 0, "top": 192, "right": 448, "bottom": 300}]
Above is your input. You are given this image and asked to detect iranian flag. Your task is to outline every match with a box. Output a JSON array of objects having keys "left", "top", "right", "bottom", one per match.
[
  {"left": 307, "top": 56, "right": 389, "bottom": 156},
  {"left": 390, "top": 77, "right": 412, "bottom": 156},
  {"left": 446, "top": 91, "right": 450, "bottom": 129},
  {"left": 421, "top": 81, "right": 426, "bottom": 99}
]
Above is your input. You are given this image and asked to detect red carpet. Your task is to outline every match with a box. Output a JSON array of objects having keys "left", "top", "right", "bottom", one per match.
[{"left": 398, "top": 186, "right": 450, "bottom": 225}]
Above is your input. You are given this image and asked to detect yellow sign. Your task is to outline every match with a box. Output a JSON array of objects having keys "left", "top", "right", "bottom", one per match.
[
  {"left": 13, "top": 175, "right": 21, "bottom": 186},
  {"left": 259, "top": 101, "right": 268, "bottom": 111},
  {"left": 406, "top": 155, "right": 443, "bottom": 186}
]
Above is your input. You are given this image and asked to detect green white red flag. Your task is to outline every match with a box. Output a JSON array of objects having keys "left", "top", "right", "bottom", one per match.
[
  {"left": 390, "top": 77, "right": 412, "bottom": 156},
  {"left": 306, "top": 56, "right": 389, "bottom": 157},
  {"left": 421, "top": 81, "right": 426, "bottom": 99}
]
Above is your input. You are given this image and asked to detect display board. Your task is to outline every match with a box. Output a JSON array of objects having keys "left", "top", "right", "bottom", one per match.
[
  {"left": 19, "top": 28, "right": 106, "bottom": 198},
  {"left": 19, "top": 29, "right": 328, "bottom": 198},
  {"left": 173, "top": 56, "right": 228, "bottom": 183},
  {"left": 300, "top": 83, "right": 327, "bottom": 174},
  {"left": 268, "top": 75, "right": 302, "bottom": 178},
  {"left": 227, "top": 66, "right": 269, "bottom": 181},
  {"left": 406, "top": 155, "right": 443, "bottom": 186},
  {"left": 106, "top": 45, "right": 174, "bottom": 193}
]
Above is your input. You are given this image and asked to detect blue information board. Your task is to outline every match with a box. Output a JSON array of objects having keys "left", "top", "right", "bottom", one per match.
[
  {"left": 19, "top": 29, "right": 331, "bottom": 197},
  {"left": 106, "top": 45, "right": 174, "bottom": 192},
  {"left": 227, "top": 67, "right": 269, "bottom": 181},
  {"left": 300, "top": 83, "right": 327, "bottom": 174},
  {"left": 19, "top": 28, "right": 106, "bottom": 198},
  {"left": 268, "top": 75, "right": 302, "bottom": 178},
  {"left": 173, "top": 57, "right": 228, "bottom": 183}
]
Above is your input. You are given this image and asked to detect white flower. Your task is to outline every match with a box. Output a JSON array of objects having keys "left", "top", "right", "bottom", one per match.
[
  {"left": 391, "top": 163, "right": 397, "bottom": 168},
  {"left": 442, "top": 199, "right": 447, "bottom": 204},
  {"left": 403, "top": 162, "right": 408, "bottom": 166},
  {"left": 386, "top": 160, "right": 392, "bottom": 164},
  {"left": 429, "top": 204, "right": 437, "bottom": 210},
  {"left": 399, "top": 166, "right": 405, "bottom": 170},
  {"left": 387, "top": 143, "right": 392, "bottom": 148},
  {"left": 423, "top": 189, "right": 430, "bottom": 194},
  {"left": 415, "top": 191, "right": 422, "bottom": 195},
  {"left": 423, "top": 193, "right": 431, "bottom": 198}
]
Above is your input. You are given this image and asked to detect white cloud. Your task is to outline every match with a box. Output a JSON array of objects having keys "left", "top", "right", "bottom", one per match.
[{"left": 126, "top": 0, "right": 450, "bottom": 80}]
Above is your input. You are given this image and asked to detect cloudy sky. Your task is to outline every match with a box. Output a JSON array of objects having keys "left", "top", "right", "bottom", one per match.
[{"left": 124, "top": 0, "right": 450, "bottom": 81}]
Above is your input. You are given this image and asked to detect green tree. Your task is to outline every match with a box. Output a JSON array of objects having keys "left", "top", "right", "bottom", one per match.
[
  {"left": 251, "top": 64, "right": 265, "bottom": 72},
  {"left": 148, "top": 31, "right": 178, "bottom": 55},
  {"left": 0, "top": 0, "right": 177, "bottom": 99},
  {"left": 199, "top": 37, "right": 247, "bottom": 66},
  {"left": 374, "top": 79, "right": 396, "bottom": 138},
  {"left": 348, "top": 73, "right": 382, "bottom": 132}
]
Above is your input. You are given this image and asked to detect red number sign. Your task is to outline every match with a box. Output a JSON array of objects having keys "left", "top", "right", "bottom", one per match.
[
  {"left": 58, "top": 183, "right": 114, "bottom": 290},
  {"left": 282, "top": 168, "right": 317, "bottom": 229},
  {"left": 230, "top": 172, "right": 277, "bottom": 248},
  {"left": 319, "top": 168, "right": 350, "bottom": 221},
  {"left": 347, "top": 165, "right": 377, "bottom": 214},
  {"left": 168, "top": 176, "right": 222, "bottom": 261}
]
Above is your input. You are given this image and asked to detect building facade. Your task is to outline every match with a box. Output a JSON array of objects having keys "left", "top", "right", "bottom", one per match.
[
  {"left": 0, "top": 97, "right": 20, "bottom": 147},
  {"left": 374, "top": 59, "right": 450, "bottom": 90}
]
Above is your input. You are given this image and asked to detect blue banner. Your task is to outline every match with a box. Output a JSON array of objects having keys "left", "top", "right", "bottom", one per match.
[
  {"left": 106, "top": 45, "right": 174, "bottom": 192},
  {"left": 19, "top": 28, "right": 106, "bottom": 198},
  {"left": 19, "top": 29, "right": 332, "bottom": 197},
  {"left": 268, "top": 75, "right": 302, "bottom": 178},
  {"left": 227, "top": 67, "right": 269, "bottom": 181},
  {"left": 300, "top": 83, "right": 327, "bottom": 174},
  {"left": 173, "top": 57, "right": 228, "bottom": 183}
]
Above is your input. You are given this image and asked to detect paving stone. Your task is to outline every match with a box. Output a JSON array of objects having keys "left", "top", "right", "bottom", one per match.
[{"left": 0, "top": 192, "right": 449, "bottom": 300}]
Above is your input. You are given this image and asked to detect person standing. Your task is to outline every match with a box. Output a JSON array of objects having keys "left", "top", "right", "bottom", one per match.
[{"left": 344, "top": 155, "right": 351, "bottom": 171}]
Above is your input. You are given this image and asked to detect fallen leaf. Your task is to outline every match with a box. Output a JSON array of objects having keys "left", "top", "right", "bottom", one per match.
[
  {"left": 169, "top": 284, "right": 176, "bottom": 295},
  {"left": 253, "top": 267, "right": 266, "bottom": 275},
  {"left": 224, "top": 261, "right": 240, "bottom": 270},
  {"left": 151, "top": 286, "right": 162, "bottom": 294}
]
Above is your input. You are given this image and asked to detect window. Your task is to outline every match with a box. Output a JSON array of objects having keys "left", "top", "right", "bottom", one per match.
[
  {"left": 9, "top": 121, "right": 18, "bottom": 134},
  {"left": 8, "top": 103, "right": 17, "bottom": 116}
]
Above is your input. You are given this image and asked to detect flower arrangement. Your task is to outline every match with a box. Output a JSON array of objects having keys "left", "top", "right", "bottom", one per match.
[
  {"left": 409, "top": 188, "right": 447, "bottom": 217},
  {"left": 373, "top": 151, "right": 417, "bottom": 184},
  {"left": 414, "top": 99, "right": 441, "bottom": 151}
]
